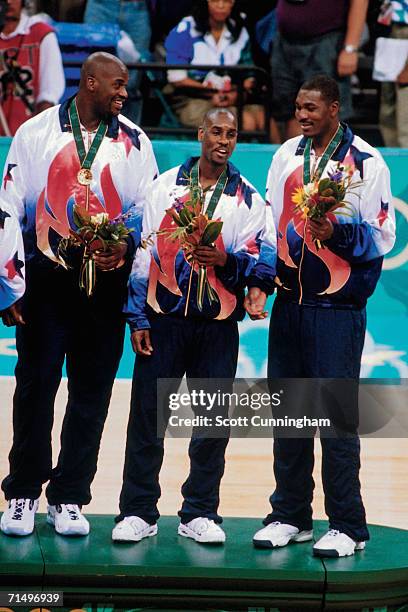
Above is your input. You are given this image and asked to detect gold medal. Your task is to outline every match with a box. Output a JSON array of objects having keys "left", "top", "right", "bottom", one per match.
[{"left": 77, "top": 168, "right": 93, "bottom": 186}]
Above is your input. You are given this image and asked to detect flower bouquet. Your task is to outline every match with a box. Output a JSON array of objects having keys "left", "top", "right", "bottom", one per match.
[
  {"left": 58, "top": 205, "right": 132, "bottom": 297},
  {"left": 158, "top": 185, "right": 223, "bottom": 314},
  {"left": 292, "top": 163, "right": 361, "bottom": 249}
]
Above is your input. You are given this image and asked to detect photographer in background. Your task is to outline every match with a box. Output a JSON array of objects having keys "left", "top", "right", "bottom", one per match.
[{"left": 0, "top": 0, "right": 65, "bottom": 135}]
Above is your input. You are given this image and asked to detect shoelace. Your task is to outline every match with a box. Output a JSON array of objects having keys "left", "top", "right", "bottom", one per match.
[
  {"left": 327, "top": 529, "right": 340, "bottom": 537},
  {"left": 11, "top": 498, "right": 26, "bottom": 521},
  {"left": 57, "top": 504, "right": 80, "bottom": 521},
  {"left": 66, "top": 504, "right": 80, "bottom": 521}
]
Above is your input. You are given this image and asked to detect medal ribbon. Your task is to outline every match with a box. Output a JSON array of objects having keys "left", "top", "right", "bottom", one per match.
[
  {"left": 69, "top": 98, "right": 107, "bottom": 171},
  {"left": 303, "top": 124, "right": 344, "bottom": 185},
  {"left": 190, "top": 160, "right": 228, "bottom": 219}
]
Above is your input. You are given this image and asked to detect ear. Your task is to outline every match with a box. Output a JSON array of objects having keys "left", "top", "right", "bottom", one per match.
[
  {"left": 198, "top": 126, "right": 204, "bottom": 142},
  {"left": 87, "top": 76, "right": 97, "bottom": 92},
  {"left": 330, "top": 100, "right": 340, "bottom": 117}
]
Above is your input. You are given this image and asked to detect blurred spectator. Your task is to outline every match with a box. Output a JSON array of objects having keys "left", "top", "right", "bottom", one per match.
[
  {"left": 164, "top": 0, "right": 264, "bottom": 132},
  {"left": 35, "top": 0, "right": 86, "bottom": 22},
  {"left": 271, "top": 0, "right": 369, "bottom": 140},
  {"left": 378, "top": 0, "right": 408, "bottom": 147},
  {"left": 84, "top": 0, "right": 151, "bottom": 123},
  {"left": 0, "top": 0, "right": 65, "bottom": 136},
  {"left": 149, "top": 0, "right": 194, "bottom": 50}
]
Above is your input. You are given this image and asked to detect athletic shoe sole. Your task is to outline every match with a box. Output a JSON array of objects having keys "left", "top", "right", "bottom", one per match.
[{"left": 313, "top": 541, "right": 365, "bottom": 558}]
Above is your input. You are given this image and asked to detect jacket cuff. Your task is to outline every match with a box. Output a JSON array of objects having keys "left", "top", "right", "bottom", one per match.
[
  {"left": 127, "top": 315, "right": 151, "bottom": 332},
  {"left": 125, "top": 233, "right": 137, "bottom": 260},
  {"left": 214, "top": 252, "right": 237, "bottom": 282},
  {"left": 246, "top": 275, "right": 275, "bottom": 296}
]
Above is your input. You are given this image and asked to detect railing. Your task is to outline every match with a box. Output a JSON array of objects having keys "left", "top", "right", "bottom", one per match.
[{"left": 64, "top": 60, "right": 272, "bottom": 142}]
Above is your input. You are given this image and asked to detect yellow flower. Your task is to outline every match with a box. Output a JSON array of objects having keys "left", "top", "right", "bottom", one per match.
[{"left": 292, "top": 187, "right": 305, "bottom": 206}]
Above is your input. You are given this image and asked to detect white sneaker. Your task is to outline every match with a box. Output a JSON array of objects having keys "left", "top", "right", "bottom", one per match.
[
  {"left": 313, "top": 529, "right": 365, "bottom": 558},
  {"left": 112, "top": 516, "right": 158, "bottom": 542},
  {"left": 178, "top": 517, "right": 226, "bottom": 544},
  {"left": 253, "top": 521, "right": 313, "bottom": 549},
  {"left": 0, "top": 498, "right": 39, "bottom": 536},
  {"left": 47, "top": 504, "right": 90, "bottom": 536}
]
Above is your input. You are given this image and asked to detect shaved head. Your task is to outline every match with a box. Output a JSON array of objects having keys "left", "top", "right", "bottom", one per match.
[
  {"left": 76, "top": 51, "right": 129, "bottom": 124},
  {"left": 202, "top": 108, "right": 237, "bottom": 129},
  {"left": 80, "top": 52, "right": 127, "bottom": 87}
]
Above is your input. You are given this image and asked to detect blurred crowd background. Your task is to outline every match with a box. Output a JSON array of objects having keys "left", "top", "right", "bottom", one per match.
[{"left": 1, "top": 0, "right": 407, "bottom": 147}]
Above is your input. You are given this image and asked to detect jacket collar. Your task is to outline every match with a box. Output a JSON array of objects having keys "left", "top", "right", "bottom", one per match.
[
  {"left": 58, "top": 94, "right": 120, "bottom": 138},
  {"left": 176, "top": 156, "right": 241, "bottom": 190},
  {"left": 295, "top": 122, "right": 354, "bottom": 162}
]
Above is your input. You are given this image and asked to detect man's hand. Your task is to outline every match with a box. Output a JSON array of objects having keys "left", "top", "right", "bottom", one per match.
[
  {"left": 1, "top": 299, "right": 25, "bottom": 327},
  {"left": 93, "top": 241, "right": 128, "bottom": 272},
  {"left": 131, "top": 329, "right": 153, "bottom": 356},
  {"left": 337, "top": 49, "right": 358, "bottom": 77},
  {"left": 308, "top": 217, "right": 334, "bottom": 242},
  {"left": 244, "top": 287, "right": 268, "bottom": 320},
  {"left": 193, "top": 246, "right": 227, "bottom": 267}
]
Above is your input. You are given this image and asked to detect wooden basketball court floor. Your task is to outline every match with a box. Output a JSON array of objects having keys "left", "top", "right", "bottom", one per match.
[{"left": 1, "top": 376, "right": 407, "bottom": 531}]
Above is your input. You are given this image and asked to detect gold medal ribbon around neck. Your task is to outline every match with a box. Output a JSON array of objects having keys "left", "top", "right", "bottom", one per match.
[
  {"left": 303, "top": 124, "right": 344, "bottom": 184},
  {"left": 69, "top": 98, "right": 108, "bottom": 186}
]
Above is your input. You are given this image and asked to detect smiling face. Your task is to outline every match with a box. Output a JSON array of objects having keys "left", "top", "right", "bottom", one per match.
[
  {"left": 198, "top": 110, "right": 238, "bottom": 167},
  {"left": 295, "top": 89, "right": 339, "bottom": 140},
  {"left": 87, "top": 61, "right": 129, "bottom": 121}
]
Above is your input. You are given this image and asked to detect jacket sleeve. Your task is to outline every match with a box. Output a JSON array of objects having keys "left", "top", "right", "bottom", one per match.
[
  {"left": 0, "top": 126, "right": 29, "bottom": 224},
  {"left": 125, "top": 133, "right": 159, "bottom": 255},
  {"left": 165, "top": 20, "right": 193, "bottom": 83},
  {"left": 324, "top": 155, "right": 396, "bottom": 263},
  {"left": 123, "top": 180, "right": 156, "bottom": 331},
  {"left": 38, "top": 31, "right": 65, "bottom": 105},
  {"left": 245, "top": 157, "right": 279, "bottom": 294},
  {"left": 215, "top": 185, "right": 276, "bottom": 294},
  {"left": 0, "top": 205, "right": 25, "bottom": 310},
  {"left": 0, "top": 129, "right": 28, "bottom": 309}
]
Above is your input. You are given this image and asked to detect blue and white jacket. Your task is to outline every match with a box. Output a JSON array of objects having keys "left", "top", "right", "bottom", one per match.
[
  {"left": 0, "top": 97, "right": 158, "bottom": 274},
  {"left": 125, "top": 157, "right": 276, "bottom": 331},
  {"left": 165, "top": 15, "right": 253, "bottom": 84},
  {"left": 261, "top": 125, "right": 396, "bottom": 308}
]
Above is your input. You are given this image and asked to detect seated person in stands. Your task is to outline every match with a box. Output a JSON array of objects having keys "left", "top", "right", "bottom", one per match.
[
  {"left": 164, "top": 0, "right": 264, "bottom": 132},
  {"left": 0, "top": 0, "right": 65, "bottom": 136}
]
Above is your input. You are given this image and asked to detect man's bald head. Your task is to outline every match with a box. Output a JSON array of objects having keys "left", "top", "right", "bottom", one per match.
[
  {"left": 80, "top": 52, "right": 128, "bottom": 88},
  {"left": 77, "top": 52, "right": 129, "bottom": 121},
  {"left": 201, "top": 108, "right": 237, "bottom": 130}
]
